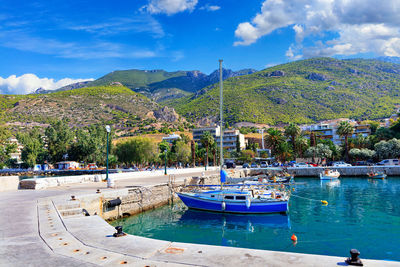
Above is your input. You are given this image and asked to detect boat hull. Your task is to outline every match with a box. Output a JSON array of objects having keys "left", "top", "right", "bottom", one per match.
[
  {"left": 369, "top": 174, "right": 387, "bottom": 179},
  {"left": 320, "top": 175, "right": 340, "bottom": 180},
  {"left": 177, "top": 193, "right": 288, "bottom": 214}
]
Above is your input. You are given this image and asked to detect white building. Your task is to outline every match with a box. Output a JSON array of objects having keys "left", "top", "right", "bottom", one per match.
[
  {"left": 193, "top": 126, "right": 245, "bottom": 152},
  {"left": 162, "top": 133, "right": 181, "bottom": 144},
  {"left": 301, "top": 119, "right": 371, "bottom": 145}
]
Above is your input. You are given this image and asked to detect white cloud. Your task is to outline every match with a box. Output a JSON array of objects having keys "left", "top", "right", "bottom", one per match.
[
  {"left": 200, "top": 4, "right": 221, "bottom": 11},
  {"left": 234, "top": 0, "right": 400, "bottom": 59},
  {"left": 143, "top": 0, "right": 198, "bottom": 15},
  {"left": 68, "top": 16, "right": 165, "bottom": 38},
  {"left": 0, "top": 30, "right": 158, "bottom": 59},
  {"left": 0, "top": 74, "right": 94, "bottom": 95}
]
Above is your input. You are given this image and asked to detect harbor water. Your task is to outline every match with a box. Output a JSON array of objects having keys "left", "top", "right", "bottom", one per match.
[{"left": 112, "top": 177, "right": 400, "bottom": 261}]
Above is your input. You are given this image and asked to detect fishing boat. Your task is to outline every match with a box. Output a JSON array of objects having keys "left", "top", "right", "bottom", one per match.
[
  {"left": 368, "top": 171, "right": 387, "bottom": 179},
  {"left": 320, "top": 169, "right": 340, "bottom": 180},
  {"left": 176, "top": 188, "right": 289, "bottom": 214}
]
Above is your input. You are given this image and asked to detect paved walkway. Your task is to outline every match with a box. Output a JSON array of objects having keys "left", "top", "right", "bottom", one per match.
[{"left": 1, "top": 171, "right": 399, "bottom": 267}]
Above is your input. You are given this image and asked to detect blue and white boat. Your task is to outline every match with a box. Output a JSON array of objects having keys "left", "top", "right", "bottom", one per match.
[
  {"left": 320, "top": 169, "right": 340, "bottom": 180},
  {"left": 177, "top": 188, "right": 289, "bottom": 214}
]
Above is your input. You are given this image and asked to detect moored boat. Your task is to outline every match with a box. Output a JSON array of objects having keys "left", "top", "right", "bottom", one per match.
[
  {"left": 177, "top": 189, "right": 289, "bottom": 214},
  {"left": 320, "top": 169, "right": 340, "bottom": 180},
  {"left": 368, "top": 171, "right": 387, "bottom": 179}
]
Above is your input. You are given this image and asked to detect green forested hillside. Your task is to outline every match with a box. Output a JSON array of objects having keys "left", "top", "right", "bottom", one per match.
[
  {"left": 169, "top": 58, "right": 400, "bottom": 125},
  {"left": 0, "top": 85, "right": 184, "bottom": 132}
]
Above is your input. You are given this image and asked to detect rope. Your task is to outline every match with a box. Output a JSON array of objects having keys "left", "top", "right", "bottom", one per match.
[{"left": 291, "top": 194, "right": 328, "bottom": 205}]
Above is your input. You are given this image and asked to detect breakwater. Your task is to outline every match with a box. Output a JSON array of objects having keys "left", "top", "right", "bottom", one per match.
[{"left": 285, "top": 166, "right": 400, "bottom": 177}]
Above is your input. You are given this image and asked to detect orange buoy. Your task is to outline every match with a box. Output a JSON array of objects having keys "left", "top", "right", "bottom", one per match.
[{"left": 291, "top": 234, "right": 298, "bottom": 242}]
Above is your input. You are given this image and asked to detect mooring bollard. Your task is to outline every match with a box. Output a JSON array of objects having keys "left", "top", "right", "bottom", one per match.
[
  {"left": 113, "top": 226, "right": 126, "bottom": 237},
  {"left": 345, "top": 249, "right": 363, "bottom": 266}
]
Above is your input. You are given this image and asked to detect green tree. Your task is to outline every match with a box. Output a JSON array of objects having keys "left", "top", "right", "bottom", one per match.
[
  {"left": 200, "top": 131, "right": 214, "bottom": 168},
  {"left": 17, "top": 129, "right": 47, "bottom": 168},
  {"left": 295, "top": 136, "right": 309, "bottom": 158},
  {"left": 265, "top": 128, "right": 284, "bottom": 157},
  {"left": 45, "top": 121, "right": 74, "bottom": 163},
  {"left": 336, "top": 121, "right": 354, "bottom": 162},
  {"left": 0, "top": 127, "right": 17, "bottom": 168},
  {"left": 174, "top": 140, "right": 191, "bottom": 164},
  {"left": 374, "top": 138, "right": 400, "bottom": 159},
  {"left": 239, "top": 149, "right": 256, "bottom": 163},
  {"left": 116, "top": 137, "right": 157, "bottom": 166},
  {"left": 284, "top": 123, "right": 301, "bottom": 159}
]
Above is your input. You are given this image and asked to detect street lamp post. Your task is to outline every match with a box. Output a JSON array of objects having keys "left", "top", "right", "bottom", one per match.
[
  {"left": 105, "top": 125, "right": 111, "bottom": 181},
  {"left": 164, "top": 148, "right": 168, "bottom": 175},
  {"left": 205, "top": 149, "right": 207, "bottom": 171}
]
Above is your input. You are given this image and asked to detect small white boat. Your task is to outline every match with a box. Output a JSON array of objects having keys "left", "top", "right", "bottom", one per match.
[{"left": 320, "top": 169, "right": 340, "bottom": 180}]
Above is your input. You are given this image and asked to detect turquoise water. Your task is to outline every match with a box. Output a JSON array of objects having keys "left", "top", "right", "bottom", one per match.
[{"left": 112, "top": 177, "right": 400, "bottom": 261}]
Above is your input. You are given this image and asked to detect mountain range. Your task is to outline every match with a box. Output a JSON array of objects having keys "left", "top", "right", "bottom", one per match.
[
  {"left": 36, "top": 68, "right": 257, "bottom": 103},
  {"left": 5, "top": 57, "right": 400, "bottom": 132}
]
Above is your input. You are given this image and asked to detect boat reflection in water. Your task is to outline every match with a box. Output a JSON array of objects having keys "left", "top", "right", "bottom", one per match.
[
  {"left": 320, "top": 179, "right": 341, "bottom": 188},
  {"left": 179, "top": 209, "right": 290, "bottom": 233}
]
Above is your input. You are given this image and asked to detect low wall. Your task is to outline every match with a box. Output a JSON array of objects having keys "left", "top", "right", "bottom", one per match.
[
  {"left": 0, "top": 176, "right": 20, "bottom": 192},
  {"left": 19, "top": 167, "right": 219, "bottom": 190}
]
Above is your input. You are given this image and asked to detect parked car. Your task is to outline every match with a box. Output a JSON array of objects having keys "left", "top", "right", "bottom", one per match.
[
  {"left": 243, "top": 163, "right": 250, "bottom": 168},
  {"left": 355, "top": 161, "right": 373, "bottom": 166},
  {"left": 272, "top": 162, "right": 280, "bottom": 167},
  {"left": 376, "top": 159, "right": 400, "bottom": 166},
  {"left": 226, "top": 161, "right": 236, "bottom": 169},
  {"left": 306, "top": 162, "right": 318, "bottom": 167},
  {"left": 260, "top": 161, "right": 268, "bottom": 168},
  {"left": 294, "top": 162, "right": 309, "bottom": 168},
  {"left": 332, "top": 161, "right": 352, "bottom": 167},
  {"left": 250, "top": 162, "right": 258, "bottom": 168}
]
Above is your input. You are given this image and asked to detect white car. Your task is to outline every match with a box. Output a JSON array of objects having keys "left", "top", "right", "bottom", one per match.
[
  {"left": 294, "top": 162, "right": 309, "bottom": 168},
  {"left": 332, "top": 161, "right": 351, "bottom": 167}
]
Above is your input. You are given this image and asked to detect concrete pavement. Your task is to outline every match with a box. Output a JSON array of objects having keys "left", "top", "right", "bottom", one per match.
[{"left": 1, "top": 171, "right": 399, "bottom": 267}]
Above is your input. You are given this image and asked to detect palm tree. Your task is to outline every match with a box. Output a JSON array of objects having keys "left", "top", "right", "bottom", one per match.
[
  {"left": 200, "top": 131, "right": 214, "bottom": 168},
  {"left": 191, "top": 140, "right": 196, "bottom": 167},
  {"left": 265, "top": 128, "right": 284, "bottom": 157},
  {"left": 337, "top": 121, "right": 354, "bottom": 161},
  {"left": 284, "top": 123, "right": 301, "bottom": 159},
  {"left": 295, "top": 136, "right": 309, "bottom": 158}
]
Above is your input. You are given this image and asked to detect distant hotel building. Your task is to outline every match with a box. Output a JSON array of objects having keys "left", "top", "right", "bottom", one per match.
[
  {"left": 301, "top": 119, "right": 371, "bottom": 145},
  {"left": 192, "top": 126, "right": 245, "bottom": 152},
  {"left": 162, "top": 133, "right": 181, "bottom": 144}
]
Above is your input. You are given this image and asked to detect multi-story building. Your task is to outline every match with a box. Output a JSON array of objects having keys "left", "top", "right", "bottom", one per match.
[
  {"left": 193, "top": 126, "right": 245, "bottom": 152},
  {"left": 301, "top": 119, "right": 371, "bottom": 145}
]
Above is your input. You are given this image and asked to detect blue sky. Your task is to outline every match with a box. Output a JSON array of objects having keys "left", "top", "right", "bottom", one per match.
[{"left": 1, "top": 0, "right": 400, "bottom": 93}]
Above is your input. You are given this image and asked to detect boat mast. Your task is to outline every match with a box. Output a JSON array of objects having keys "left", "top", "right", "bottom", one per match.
[{"left": 219, "top": 59, "right": 224, "bottom": 171}]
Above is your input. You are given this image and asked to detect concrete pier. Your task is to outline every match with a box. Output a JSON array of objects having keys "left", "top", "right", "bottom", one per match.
[{"left": 1, "top": 170, "right": 399, "bottom": 266}]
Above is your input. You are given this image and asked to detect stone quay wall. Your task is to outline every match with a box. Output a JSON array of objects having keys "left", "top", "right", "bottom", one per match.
[{"left": 56, "top": 174, "right": 224, "bottom": 221}]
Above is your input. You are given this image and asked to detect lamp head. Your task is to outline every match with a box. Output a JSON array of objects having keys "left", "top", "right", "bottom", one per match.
[{"left": 105, "top": 125, "right": 111, "bottom": 133}]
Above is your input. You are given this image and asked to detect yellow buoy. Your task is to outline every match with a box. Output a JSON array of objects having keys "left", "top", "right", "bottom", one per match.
[{"left": 321, "top": 200, "right": 328, "bottom": 205}]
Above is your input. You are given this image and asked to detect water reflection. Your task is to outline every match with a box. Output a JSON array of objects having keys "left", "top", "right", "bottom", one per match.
[
  {"left": 321, "top": 179, "right": 341, "bottom": 188},
  {"left": 179, "top": 209, "right": 290, "bottom": 232}
]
